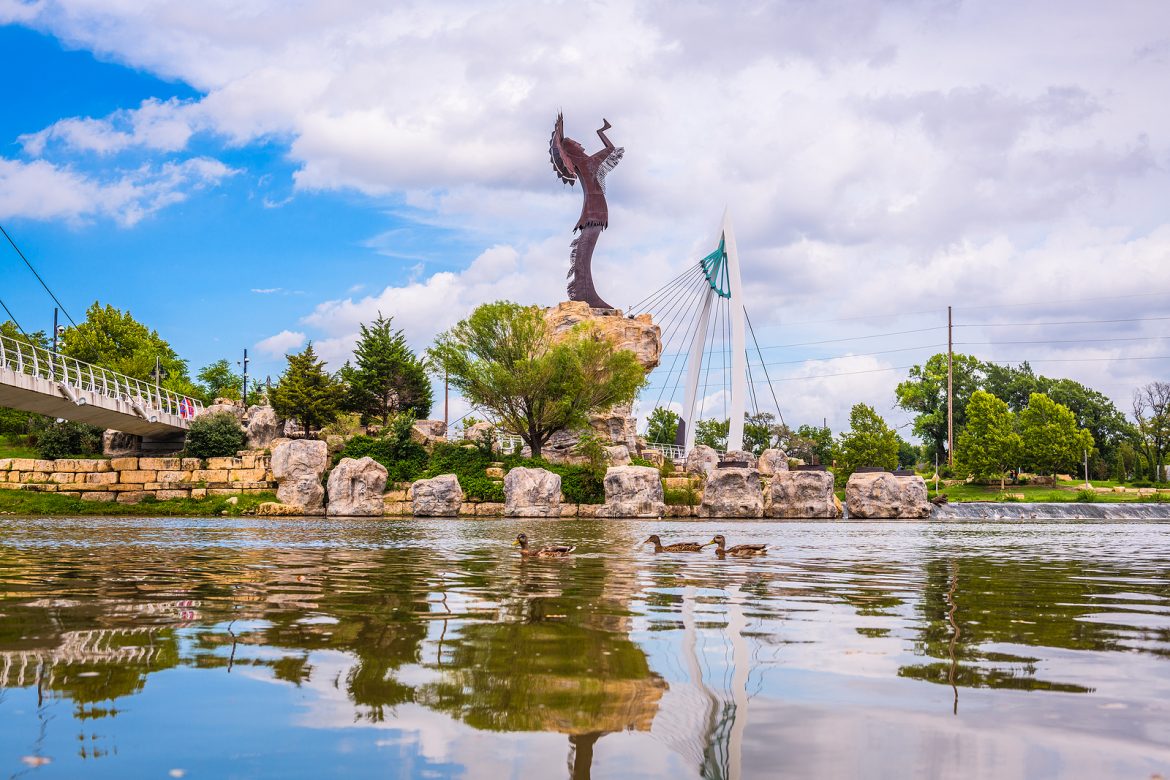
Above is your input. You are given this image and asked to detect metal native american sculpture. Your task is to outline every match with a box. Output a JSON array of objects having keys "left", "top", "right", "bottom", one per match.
[{"left": 549, "top": 113, "right": 624, "bottom": 309}]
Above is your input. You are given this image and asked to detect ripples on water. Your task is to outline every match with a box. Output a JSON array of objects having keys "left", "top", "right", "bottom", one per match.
[{"left": 1, "top": 517, "right": 1168, "bottom": 778}]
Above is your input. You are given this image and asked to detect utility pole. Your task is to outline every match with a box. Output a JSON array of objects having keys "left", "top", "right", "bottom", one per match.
[
  {"left": 239, "top": 348, "right": 250, "bottom": 407},
  {"left": 443, "top": 370, "right": 449, "bottom": 428},
  {"left": 1084, "top": 448, "right": 1090, "bottom": 487},
  {"left": 947, "top": 305, "right": 954, "bottom": 467},
  {"left": 52, "top": 307, "right": 58, "bottom": 352}
]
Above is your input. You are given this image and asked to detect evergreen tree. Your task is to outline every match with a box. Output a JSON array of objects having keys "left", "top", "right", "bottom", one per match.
[
  {"left": 343, "top": 315, "right": 432, "bottom": 425},
  {"left": 1018, "top": 393, "right": 1094, "bottom": 480},
  {"left": 957, "top": 390, "right": 1021, "bottom": 489},
  {"left": 835, "top": 403, "right": 899, "bottom": 483},
  {"left": 269, "top": 343, "right": 342, "bottom": 433}
]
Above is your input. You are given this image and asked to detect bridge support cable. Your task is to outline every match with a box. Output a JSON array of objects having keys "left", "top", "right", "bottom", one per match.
[{"left": 0, "top": 224, "right": 76, "bottom": 326}]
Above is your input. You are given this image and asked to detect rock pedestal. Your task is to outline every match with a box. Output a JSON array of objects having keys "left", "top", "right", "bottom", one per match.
[
  {"left": 699, "top": 467, "right": 764, "bottom": 518},
  {"left": 504, "top": 467, "right": 562, "bottom": 517},
  {"left": 768, "top": 470, "right": 841, "bottom": 518},
  {"left": 723, "top": 450, "right": 758, "bottom": 469},
  {"left": 605, "top": 444, "right": 632, "bottom": 466},
  {"left": 597, "top": 465, "right": 665, "bottom": 518},
  {"left": 685, "top": 445, "right": 720, "bottom": 477},
  {"left": 326, "top": 456, "right": 388, "bottom": 517},
  {"left": 271, "top": 439, "right": 328, "bottom": 514},
  {"left": 245, "top": 405, "right": 279, "bottom": 449},
  {"left": 758, "top": 449, "right": 789, "bottom": 476},
  {"left": 412, "top": 474, "right": 462, "bottom": 516},
  {"left": 845, "top": 472, "right": 931, "bottom": 518},
  {"left": 411, "top": 420, "right": 448, "bottom": 447}
]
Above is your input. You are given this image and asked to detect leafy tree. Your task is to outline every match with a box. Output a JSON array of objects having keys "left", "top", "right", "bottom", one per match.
[
  {"left": 184, "top": 411, "right": 247, "bottom": 459},
  {"left": 1018, "top": 393, "right": 1094, "bottom": 480},
  {"left": 835, "top": 403, "right": 899, "bottom": 483},
  {"left": 1132, "top": 381, "right": 1170, "bottom": 483},
  {"left": 269, "top": 343, "right": 343, "bottom": 434},
  {"left": 895, "top": 353, "right": 984, "bottom": 463},
  {"left": 777, "top": 423, "right": 834, "bottom": 465},
  {"left": 743, "top": 412, "right": 782, "bottom": 455},
  {"left": 898, "top": 437, "right": 923, "bottom": 469},
  {"left": 197, "top": 359, "right": 242, "bottom": 402},
  {"left": 957, "top": 390, "right": 1021, "bottom": 489},
  {"left": 982, "top": 361, "right": 1040, "bottom": 411},
  {"left": 59, "top": 302, "right": 198, "bottom": 396},
  {"left": 694, "top": 418, "right": 729, "bottom": 450},
  {"left": 1037, "top": 377, "right": 1133, "bottom": 471},
  {"left": 428, "top": 302, "right": 645, "bottom": 458},
  {"left": 645, "top": 407, "right": 680, "bottom": 445},
  {"left": 342, "top": 314, "right": 432, "bottom": 426}
]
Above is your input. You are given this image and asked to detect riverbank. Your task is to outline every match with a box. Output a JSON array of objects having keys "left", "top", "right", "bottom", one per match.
[{"left": 0, "top": 489, "right": 276, "bottom": 517}]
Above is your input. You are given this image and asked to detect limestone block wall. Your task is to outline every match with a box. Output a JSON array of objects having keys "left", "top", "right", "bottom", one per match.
[{"left": 0, "top": 452, "right": 276, "bottom": 504}]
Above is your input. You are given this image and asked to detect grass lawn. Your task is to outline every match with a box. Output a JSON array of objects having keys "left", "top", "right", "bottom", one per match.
[
  {"left": 0, "top": 489, "right": 277, "bottom": 517},
  {"left": 924, "top": 482, "right": 1168, "bottom": 503},
  {"left": 0, "top": 442, "right": 39, "bottom": 459}
]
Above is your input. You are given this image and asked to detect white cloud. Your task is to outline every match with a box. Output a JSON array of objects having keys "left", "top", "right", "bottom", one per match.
[
  {"left": 0, "top": 156, "right": 237, "bottom": 225},
  {"left": 255, "top": 329, "right": 306, "bottom": 357}
]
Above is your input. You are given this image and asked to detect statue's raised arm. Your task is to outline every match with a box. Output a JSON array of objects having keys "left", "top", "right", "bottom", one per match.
[{"left": 548, "top": 113, "right": 624, "bottom": 309}]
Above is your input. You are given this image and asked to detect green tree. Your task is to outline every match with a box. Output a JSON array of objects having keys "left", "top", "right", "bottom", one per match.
[
  {"left": 1038, "top": 377, "right": 1133, "bottom": 474},
  {"left": 1132, "top": 381, "right": 1170, "bottom": 483},
  {"left": 269, "top": 343, "right": 343, "bottom": 433},
  {"left": 898, "top": 437, "right": 923, "bottom": 469},
  {"left": 781, "top": 423, "right": 834, "bottom": 465},
  {"left": 1017, "top": 393, "right": 1094, "bottom": 480},
  {"left": 982, "top": 361, "right": 1040, "bottom": 411},
  {"left": 895, "top": 353, "right": 984, "bottom": 463},
  {"left": 60, "top": 303, "right": 193, "bottom": 388},
  {"left": 743, "top": 412, "right": 781, "bottom": 455},
  {"left": 0, "top": 321, "right": 50, "bottom": 437},
  {"left": 342, "top": 315, "right": 432, "bottom": 425},
  {"left": 645, "top": 407, "right": 680, "bottom": 445},
  {"left": 694, "top": 418, "right": 729, "bottom": 450},
  {"left": 184, "top": 411, "right": 247, "bottom": 458},
  {"left": 957, "top": 390, "right": 1021, "bottom": 489},
  {"left": 835, "top": 403, "right": 899, "bottom": 483},
  {"left": 197, "top": 359, "right": 242, "bottom": 402},
  {"left": 428, "top": 302, "right": 645, "bottom": 458}
]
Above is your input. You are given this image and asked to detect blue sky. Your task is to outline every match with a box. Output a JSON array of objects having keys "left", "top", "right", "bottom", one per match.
[{"left": 2, "top": 2, "right": 1168, "bottom": 432}]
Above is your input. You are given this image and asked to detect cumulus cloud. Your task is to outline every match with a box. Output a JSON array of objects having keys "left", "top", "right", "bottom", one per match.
[
  {"left": 4, "top": 0, "right": 1170, "bottom": 430},
  {"left": 0, "top": 156, "right": 237, "bottom": 225},
  {"left": 255, "top": 329, "right": 306, "bottom": 358}
]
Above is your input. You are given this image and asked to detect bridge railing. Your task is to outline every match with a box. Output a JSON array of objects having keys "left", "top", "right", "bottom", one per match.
[{"left": 0, "top": 333, "right": 205, "bottom": 423}]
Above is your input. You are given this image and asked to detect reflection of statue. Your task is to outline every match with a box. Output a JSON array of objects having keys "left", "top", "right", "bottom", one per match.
[{"left": 549, "top": 113, "right": 624, "bottom": 309}]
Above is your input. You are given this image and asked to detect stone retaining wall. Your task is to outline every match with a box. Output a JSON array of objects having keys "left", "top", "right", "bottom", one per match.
[{"left": 0, "top": 453, "right": 276, "bottom": 504}]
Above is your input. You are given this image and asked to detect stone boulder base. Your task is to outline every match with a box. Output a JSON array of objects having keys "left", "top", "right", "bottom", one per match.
[
  {"left": 605, "top": 444, "right": 632, "bottom": 466},
  {"left": 327, "top": 456, "right": 388, "bottom": 517},
  {"left": 199, "top": 402, "right": 244, "bottom": 421},
  {"left": 463, "top": 421, "right": 495, "bottom": 445},
  {"left": 271, "top": 439, "right": 328, "bottom": 515},
  {"left": 504, "top": 466, "right": 562, "bottom": 517},
  {"left": 845, "top": 472, "right": 930, "bottom": 519},
  {"left": 699, "top": 467, "right": 764, "bottom": 518},
  {"left": 411, "top": 420, "right": 448, "bottom": 446},
  {"left": 723, "top": 450, "right": 758, "bottom": 469},
  {"left": 758, "top": 449, "right": 789, "bottom": 476},
  {"left": 412, "top": 474, "right": 462, "bottom": 516},
  {"left": 597, "top": 465, "right": 665, "bottom": 518},
  {"left": 769, "top": 470, "right": 841, "bottom": 518},
  {"left": 685, "top": 445, "right": 720, "bottom": 477},
  {"left": 245, "top": 405, "right": 279, "bottom": 449}
]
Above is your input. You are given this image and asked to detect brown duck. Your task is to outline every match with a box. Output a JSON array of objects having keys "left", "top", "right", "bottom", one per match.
[
  {"left": 513, "top": 532, "right": 576, "bottom": 558},
  {"left": 643, "top": 534, "right": 705, "bottom": 552},
  {"left": 708, "top": 534, "right": 768, "bottom": 557}
]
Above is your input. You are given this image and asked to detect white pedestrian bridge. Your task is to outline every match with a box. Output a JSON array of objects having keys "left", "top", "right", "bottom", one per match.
[{"left": 0, "top": 333, "right": 203, "bottom": 436}]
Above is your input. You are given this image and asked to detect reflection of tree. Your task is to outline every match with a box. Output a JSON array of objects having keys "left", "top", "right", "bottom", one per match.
[
  {"left": 417, "top": 555, "right": 665, "bottom": 734},
  {"left": 895, "top": 557, "right": 1153, "bottom": 693}
]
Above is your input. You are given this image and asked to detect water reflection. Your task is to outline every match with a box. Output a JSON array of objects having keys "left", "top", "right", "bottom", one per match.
[{"left": 1, "top": 517, "right": 1170, "bottom": 778}]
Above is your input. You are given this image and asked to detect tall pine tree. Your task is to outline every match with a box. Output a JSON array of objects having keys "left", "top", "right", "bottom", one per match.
[
  {"left": 342, "top": 315, "right": 432, "bottom": 426},
  {"left": 269, "top": 343, "right": 342, "bottom": 433}
]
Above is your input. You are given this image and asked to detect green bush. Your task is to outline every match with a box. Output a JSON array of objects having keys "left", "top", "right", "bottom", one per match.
[
  {"left": 340, "top": 434, "right": 429, "bottom": 483},
  {"left": 1131, "top": 480, "right": 1153, "bottom": 488},
  {"left": 184, "top": 411, "right": 247, "bottom": 459},
  {"left": 424, "top": 442, "right": 494, "bottom": 478},
  {"left": 1151, "top": 492, "right": 1169, "bottom": 503},
  {"left": 460, "top": 475, "right": 505, "bottom": 502},
  {"left": 503, "top": 454, "right": 606, "bottom": 503},
  {"left": 664, "top": 485, "right": 699, "bottom": 506},
  {"left": 1075, "top": 488, "right": 1097, "bottom": 503},
  {"left": 35, "top": 421, "right": 104, "bottom": 459}
]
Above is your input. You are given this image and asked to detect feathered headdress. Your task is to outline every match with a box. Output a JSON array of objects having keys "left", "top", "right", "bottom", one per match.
[{"left": 549, "top": 112, "right": 577, "bottom": 185}]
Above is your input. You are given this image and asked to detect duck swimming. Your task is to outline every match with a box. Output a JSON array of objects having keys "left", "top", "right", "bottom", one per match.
[
  {"left": 707, "top": 534, "right": 768, "bottom": 557},
  {"left": 643, "top": 534, "right": 705, "bottom": 552},
  {"left": 513, "top": 532, "right": 576, "bottom": 558}
]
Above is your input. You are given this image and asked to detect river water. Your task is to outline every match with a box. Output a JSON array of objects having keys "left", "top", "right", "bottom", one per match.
[{"left": 1, "top": 516, "right": 1168, "bottom": 779}]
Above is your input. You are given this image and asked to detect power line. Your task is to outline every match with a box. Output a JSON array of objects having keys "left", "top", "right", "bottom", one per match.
[
  {"left": 956, "top": 335, "right": 1169, "bottom": 346},
  {"left": 956, "top": 316, "right": 1170, "bottom": 328},
  {"left": 0, "top": 223, "right": 77, "bottom": 326}
]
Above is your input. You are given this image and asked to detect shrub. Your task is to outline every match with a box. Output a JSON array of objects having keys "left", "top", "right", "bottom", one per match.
[
  {"left": 184, "top": 412, "right": 247, "bottom": 459},
  {"left": 1151, "top": 492, "right": 1169, "bottom": 503},
  {"left": 503, "top": 454, "right": 606, "bottom": 503},
  {"left": 1131, "top": 480, "right": 1153, "bottom": 488},
  {"left": 35, "top": 421, "right": 104, "bottom": 459},
  {"left": 460, "top": 475, "right": 505, "bottom": 502},
  {"left": 340, "top": 434, "right": 429, "bottom": 483},
  {"left": 664, "top": 485, "right": 699, "bottom": 506},
  {"left": 423, "top": 442, "right": 494, "bottom": 479},
  {"left": 1075, "top": 488, "right": 1097, "bottom": 503}
]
